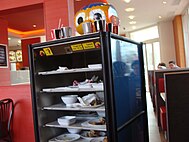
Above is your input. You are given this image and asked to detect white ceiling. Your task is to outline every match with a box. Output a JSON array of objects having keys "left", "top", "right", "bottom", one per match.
[{"left": 107, "top": 0, "right": 189, "bottom": 33}]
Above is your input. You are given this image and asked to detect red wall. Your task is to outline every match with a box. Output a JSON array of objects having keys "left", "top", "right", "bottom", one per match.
[
  {"left": 0, "top": 0, "right": 43, "bottom": 11},
  {"left": 0, "top": 18, "right": 10, "bottom": 86},
  {"left": 21, "top": 37, "right": 41, "bottom": 67},
  {"left": 0, "top": 84, "right": 35, "bottom": 142}
]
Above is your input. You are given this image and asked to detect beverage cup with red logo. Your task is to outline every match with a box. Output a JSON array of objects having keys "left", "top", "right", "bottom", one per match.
[{"left": 113, "top": 25, "right": 118, "bottom": 34}]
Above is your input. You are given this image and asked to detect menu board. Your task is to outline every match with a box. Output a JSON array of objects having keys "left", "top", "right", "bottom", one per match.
[{"left": 0, "top": 44, "right": 8, "bottom": 67}]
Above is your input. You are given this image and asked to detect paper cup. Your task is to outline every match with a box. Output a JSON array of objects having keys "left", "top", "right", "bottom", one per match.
[
  {"left": 61, "top": 27, "right": 72, "bottom": 38},
  {"left": 94, "top": 20, "right": 106, "bottom": 32},
  {"left": 113, "top": 25, "right": 118, "bottom": 34},
  {"left": 107, "top": 23, "right": 113, "bottom": 32},
  {"left": 82, "top": 22, "right": 93, "bottom": 34},
  {"left": 51, "top": 29, "right": 61, "bottom": 40}
]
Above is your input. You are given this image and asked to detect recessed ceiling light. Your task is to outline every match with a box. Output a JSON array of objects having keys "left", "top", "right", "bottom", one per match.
[
  {"left": 132, "top": 26, "right": 136, "bottom": 29},
  {"left": 8, "top": 37, "right": 11, "bottom": 40},
  {"left": 129, "top": 21, "right": 136, "bottom": 24},
  {"left": 123, "top": 0, "right": 131, "bottom": 3},
  {"left": 33, "top": 24, "right": 37, "bottom": 28},
  {"left": 125, "top": 8, "right": 135, "bottom": 12},
  {"left": 159, "top": 16, "right": 162, "bottom": 19},
  {"left": 162, "top": 1, "right": 167, "bottom": 4},
  {"left": 128, "top": 15, "right": 135, "bottom": 19}
]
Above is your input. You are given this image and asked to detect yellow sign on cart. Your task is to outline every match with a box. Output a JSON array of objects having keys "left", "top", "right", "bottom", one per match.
[
  {"left": 71, "top": 44, "right": 83, "bottom": 51},
  {"left": 43, "top": 48, "right": 53, "bottom": 56},
  {"left": 82, "top": 42, "right": 95, "bottom": 50}
]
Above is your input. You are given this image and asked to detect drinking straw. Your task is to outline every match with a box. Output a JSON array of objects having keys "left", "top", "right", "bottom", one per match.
[{"left": 58, "top": 18, "right": 62, "bottom": 29}]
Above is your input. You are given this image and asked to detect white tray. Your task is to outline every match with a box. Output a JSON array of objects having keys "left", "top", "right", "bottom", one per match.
[{"left": 38, "top": 67, "right": 102, "bottom": 75}]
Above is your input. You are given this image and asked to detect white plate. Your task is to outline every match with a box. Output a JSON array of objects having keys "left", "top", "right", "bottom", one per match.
[
  {"left": 54, "top": 134, "right": 80, "bottom": 142},
  {"left": 87, "top": 119, "right": 106, "bottom": 127},
  {"left": 81, "top": 120, "right": 106, "bottom": 129},
  {"left": 81, "top": 103, "right": 104, "bottom": 108},
  {"left": 90, "top": 137, "right": 105, "bottom": 142},
  {"left": 80, "top": 131, "right": 106, "bottom": 141}
]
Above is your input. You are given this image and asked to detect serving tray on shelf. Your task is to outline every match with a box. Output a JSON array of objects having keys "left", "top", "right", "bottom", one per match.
[
  {"left": 38, "top": 67, "right": 102, "bottom": 75},
  {"left": 43, "top": 103, "right": 105, "bottom": 111},
  {"left": 42, "top": 87, "right": 104, "bottom": 93},
  {"left": 45, "top": 120, "right": 106, "bottom": 131}
]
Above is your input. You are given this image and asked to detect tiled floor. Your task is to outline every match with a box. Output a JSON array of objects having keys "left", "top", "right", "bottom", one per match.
[{"left": 146, "top": 92, "right": 163, "bottom": 142}]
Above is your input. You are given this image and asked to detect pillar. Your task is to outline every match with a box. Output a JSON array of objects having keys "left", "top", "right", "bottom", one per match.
[
  {"left": 43, "top": 0, "right": 75, "bottom": 41},
  {"left": 0, "top": 18, "right": 10, "bottom": 86},
  {"left": 173, "top": 15, "right": 186, "bottom": 67}
]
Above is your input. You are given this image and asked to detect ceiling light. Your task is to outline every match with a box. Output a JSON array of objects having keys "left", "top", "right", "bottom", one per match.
[
  {"left": 159, "top": 16, "right": 162, "bottom": 19},
  {"left": 125, "top": 8, "right": 135, "bottom": 12},
  {"left": 162, "top": 1, "right": 167, "bottom": 4},
  {"left": 33, "top": 24, "right": 37, "bottom": 28},
  {"left": 129, "top": 21, "right": 136, "bottom": 24},
  {"left": 128, "top": 15, "right": 135, "bottom": 19},
  {"left": 132, "top": 26, "right": 136, "bottom": 29},
  {"left": 18, "top": 40, "right": 21, "bottom": 44},
  {"left": 8, "top": 37, "right": 11, "bottom": 40},
  {"left": 123, "top": 0, "right": 131, "bottom": 3}
]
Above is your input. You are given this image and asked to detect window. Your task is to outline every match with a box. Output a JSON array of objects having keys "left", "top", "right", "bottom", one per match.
[{"left": 130, "top": 26, "right": 159, "bottom": 42}]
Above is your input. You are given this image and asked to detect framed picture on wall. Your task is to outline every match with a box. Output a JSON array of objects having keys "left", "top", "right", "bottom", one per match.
[
  {"left": 0, "top": 44, "right": 8, "bottom": 68},
  {"left": 9, "top": 51, "right": 16, "bottom": 62},
  {"left": 16, "top": 50, "right": 22, "bottom": 62}
]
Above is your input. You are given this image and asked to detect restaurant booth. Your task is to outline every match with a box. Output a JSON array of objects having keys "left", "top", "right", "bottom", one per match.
[{"left": 148, "top": 69, "right": 189, "bottom": 142}]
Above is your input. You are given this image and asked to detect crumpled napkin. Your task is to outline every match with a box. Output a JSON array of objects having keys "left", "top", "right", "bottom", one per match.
[
  {"left": 77, "top": 93, "right": 97, "bottom": 106},
  {"left": 56, "top": 66, "right": 68, "bottom": 71},
  {"left": 66, "top": 93, "right": 100, "bottom": 108}
]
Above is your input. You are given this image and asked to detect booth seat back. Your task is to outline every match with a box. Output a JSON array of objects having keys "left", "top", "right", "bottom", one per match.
[
  {"left": 160, "top": 106, "right": 167, "bottom": 131},
  {"left": 158, "top": 78, "right": 165, "bottom": 92}
]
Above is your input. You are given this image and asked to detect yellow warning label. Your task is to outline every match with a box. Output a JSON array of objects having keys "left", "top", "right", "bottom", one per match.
[
  {"left": 71, "top": 44, "right": 83, "bottom": 51},
  {"left": 82, "top": 42, "right": 95, "bottom": 50},
  {"left": 43, "top": 48, "right": 53, "bottom": 56}
]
